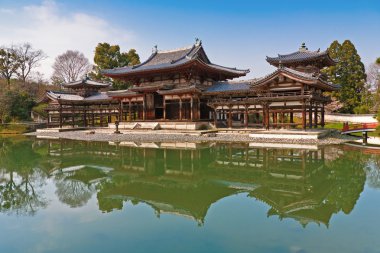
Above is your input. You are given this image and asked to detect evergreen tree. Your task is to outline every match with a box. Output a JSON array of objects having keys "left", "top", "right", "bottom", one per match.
[
  {"left": 323, "top": 40, "right": 367, "bottom": 113},
  {"left": 90, "top": 43, "right": 140, "bottom": 89}
]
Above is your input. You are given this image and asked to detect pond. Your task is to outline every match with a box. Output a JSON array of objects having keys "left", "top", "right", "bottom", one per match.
[{"left": 0, "top": 136, "right": 379, "bottom": 253}]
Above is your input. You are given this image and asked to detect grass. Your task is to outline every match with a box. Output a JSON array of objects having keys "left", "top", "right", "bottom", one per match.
[{"left": 0, "top": 124, "right": 29, "bottom": 134}]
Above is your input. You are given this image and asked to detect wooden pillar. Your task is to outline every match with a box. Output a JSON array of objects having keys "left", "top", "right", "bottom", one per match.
[
  {"left": 273, "top": 112, "right": 277, "bottom": 127},
  {"left": 59, "top": 104, "right": 63, "bottom": 128},
  {"left": 314, "top": 104, "right": 318, "bottom": 128},
  {"left": 213, "top": 109, "right": 217, "bottom": 127},
  {"left": 321, "top": 103, "right": 325, "bottom": 128},
  {"left": 71, "top": 109, "right": 75, "bottom": 128},
  {"left": 302, "top": 101, "right": 306, "bottom": 130},
  {"left": 128, "top": 100, "right": 132, "bottom": 121},
  {"left": 142, "top": 95, "right": 146, "bottom": 121},
  {"left": 197, "top": 97, "right": 201, "bottom": 120},
  {"left": 308, "top": 103, "right": 313, "bottom": 129},
  {"left": 100, "top": 108, "right": 103, "bottom": 127},
  {"left": 163, "top": 97, "right": 166, "bottom": 120},
  {"left": 244, "top": 106, "right": 248, "bottom": 128},
  {"left": 290, "top": 111, "right": 294, "bottom": 123},
  {"left": 91, "top": 110, "right": 95, "bottom": 127},
  {"left": 262, "top": 105, "right": 266, "bottom": 129},
  {"left": 190, "top": 96, "right": 194, "bottom": 121},
  {"left": 179, "top": 97, "right": 183, "bottom": 120},
  {"left": 228, "top": 106, "right": 232, "bottom": 128},
  {"left": 83, "top": 107, "right": 87, "bottom": 127},
  {"left": 119, "top": 100, "right": 123, "bottom": 122},
  {"left": 47, "top": 111, "right": 50, "bottom": 128},
  {"left": 266, "top": 105, "right": 270, "bottom": 130}
]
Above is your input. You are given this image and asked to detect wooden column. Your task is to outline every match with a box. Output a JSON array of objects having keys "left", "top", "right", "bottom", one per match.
[
  {"left": 244, "top": 106, "right": 248, "bottom": 128},
  {"left": 100, "top": 108, "right": 103, "bottom": 127},
  {"left": 59, "top": 104, "right": 63, "bottom": 128},
  {"left": 179, "top": 97, "right": 183, "bottom": 120},
  {"left": 47, "top": 111, "right": 50, "bottom": 128},
  {"left": 262, "top": 105, "right": 266, "bottom": 129},
  {"left": 142, "top": 95, "right": 146, "bottom": 121},
  {"left": 314, "top": 104, "right": 318, "bottom": 128},
  {"left": 197, "top": 97, "right": 201, "bottom": 120},
  {"left": 213, "top": 109, "right": 217, "bottom": 127},
  {"left": 190, "top": 96, "right": 194, "bottom": 121},
  {"left": 273, "top": 113, "right": 277, "bottom": 127},
  {"left": 321, "top": 103, "right": 325, "bottom": 128},
  {"left": 228, "top": 106, "right": 232, "bottom": 128},
  {"left": 290, "top": 111, "right": 294, "bottom": 124},
  {"left": 71, "top": 110, "right": 75, "bottom": 128},
  {"left": 302, "top": 101, "right": 306, "bottom": 130},
  {"left": 91, "top": 110, "right": 95, "bottom": 127},
  {"left": 119, "top": 100, "right": 123, "bottom": 122},
  {"left": 83, "top": 107, "right": 87, "bottom": 127},
  {"left": 308, "top": 103, "right": 313, "bottom": 129},
  {"left": 128, "top": 100, "right": 132, "bottom": 121}
]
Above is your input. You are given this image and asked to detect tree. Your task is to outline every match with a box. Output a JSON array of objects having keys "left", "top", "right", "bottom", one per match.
[
  {"left": 51, "top": 50, "right": 92, "bottom": 84},
  {"left": 15, "top": 43, "right": 47, "bottom": 85},
  {"left": 0, "top": 46, "right": 19, "bottom": 89},
  {"left": 323, "top": 40, "right": 367, "bottom": 113},
  {"left": 0, "top": 91, "right": 35, "bottom": 122},
  {"left": 90, "top": 43, "right": 140, "bottom": 89}
]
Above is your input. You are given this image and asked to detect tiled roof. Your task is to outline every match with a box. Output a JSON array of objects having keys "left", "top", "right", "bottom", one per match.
[
  {"left": 205, "top": 82, "right": 250, "bottom": 94},
  {"left": 63, "top": 78, "right": 111, "bottom": 89},
  {"left": 46, "top": 91, "right": 112, "bottom": 103},
  {"left": 266, "top": 45, "right": 336, "bottom": 67},
  {"left": 101, "top": 41, "right": 249, "bottom": 78},
  {"left": 252, "top": 67, "right": 340, "bottom": 91}
]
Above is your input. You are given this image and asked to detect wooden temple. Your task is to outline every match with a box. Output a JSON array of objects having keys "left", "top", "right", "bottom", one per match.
[
  {"left": 204, "top": 43, "right": 339, "bottom": 129},
  {"left": 44, "top": 40, "right": 339, "bottom": 130},
  {"left": 43, "top": 77, "right": 118, "bottom": 128},
  {"left": 103, "top": 41, "right": 338, "bottom": 130},
  {"left": 103, "top": 39, "right": 249, "bottom": 123}
]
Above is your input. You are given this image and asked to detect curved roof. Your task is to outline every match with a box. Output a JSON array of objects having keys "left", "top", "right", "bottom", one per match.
[
  {"left": 101, "top": 41, "right": 249, "bottom": 79},
  {"left": 266, "top": 44, "right": 336, "bottom": 67},
  {"left": 252, "top": 67, "right": 340, "bottom": 91},
  {"left": 63, "top": 78, "right": 111, "bottom": 89},
  {"left": 46, "top": 91, "right": 112, "bottom": 104}
]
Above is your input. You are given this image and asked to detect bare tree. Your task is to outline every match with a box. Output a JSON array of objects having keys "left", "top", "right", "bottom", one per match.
[
  {"left": 367, "top": 61, "right": 380, "bottom": 91},
  {"left": 0, "top": 46, "right": 19, "bottom": 89},
  {"left": 51, "top": 50, "right": 92, "bottom": 84},
  {"left": 15, "top": 43, "right": 47, "bottom": 85}
]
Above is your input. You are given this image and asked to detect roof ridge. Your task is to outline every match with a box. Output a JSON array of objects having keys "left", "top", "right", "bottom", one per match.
[{"left": 158, "top": 45, "right": 194, "bottom": 53}]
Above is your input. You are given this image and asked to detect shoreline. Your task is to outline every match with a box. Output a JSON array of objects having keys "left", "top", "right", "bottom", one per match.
[{"left": 25, "top": 129, "right": 359, "bottom": 145}]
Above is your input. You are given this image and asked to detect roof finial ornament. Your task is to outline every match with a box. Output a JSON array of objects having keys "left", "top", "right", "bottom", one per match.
[
  {"left": 152, "top": 45, "right": 158, "bottom": 53},
  {"left": 278, "top": 60, "right": 283, "bottom": 68},
  {"left": 195, "top": 38, "right": 202, "bottom": 46},
  {"left": 299, "top": 42, "right": 308, "bottom": 52}
]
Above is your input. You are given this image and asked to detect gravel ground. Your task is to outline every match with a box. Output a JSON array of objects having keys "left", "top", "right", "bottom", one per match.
[{"left": 26, "top": 129, "right": 359, "bottom": 145}]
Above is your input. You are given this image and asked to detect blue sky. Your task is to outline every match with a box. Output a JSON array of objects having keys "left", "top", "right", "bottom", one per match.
[{"left": 0, "top": 0, "right": 379, "bottom": 80}]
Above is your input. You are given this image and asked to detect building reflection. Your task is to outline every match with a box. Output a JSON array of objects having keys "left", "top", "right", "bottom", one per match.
[{"left": 0, "top": 137, "right": 372, "bottom": 227}]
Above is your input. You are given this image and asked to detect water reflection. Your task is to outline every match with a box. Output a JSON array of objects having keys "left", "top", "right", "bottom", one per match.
[{"left": 0, "top": 137, "right": 377, "bottom": 227}]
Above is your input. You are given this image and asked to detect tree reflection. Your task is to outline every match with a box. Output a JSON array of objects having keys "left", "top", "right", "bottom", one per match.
[{"left": 0, "top": 138, "right": 48, "bottom": 215}]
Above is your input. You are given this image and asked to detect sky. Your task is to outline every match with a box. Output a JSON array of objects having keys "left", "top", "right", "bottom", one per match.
[{"left": 0, "top": 0, "right": 379, "bottom": 81}]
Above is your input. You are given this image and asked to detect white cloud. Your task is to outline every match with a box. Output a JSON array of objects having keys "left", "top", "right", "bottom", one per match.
[{"left": 0, "top": 0, "right": 137, "bottom": 81}]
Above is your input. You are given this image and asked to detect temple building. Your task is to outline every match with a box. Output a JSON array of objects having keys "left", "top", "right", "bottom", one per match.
[
  {"left": 102, "top": 39, "right": 249, "bottom": 124},
  {"left": 204, "top": 43, "right": 339, "bottom": 129},
  {"left": 102, "top": 41, "right": 338, "bottom": 130},
  {"left": 43, "top": 77, "right": 118, "bottom": 128},
  {"left": 43, "top": 40, "right": 339, "bottom": 130}
]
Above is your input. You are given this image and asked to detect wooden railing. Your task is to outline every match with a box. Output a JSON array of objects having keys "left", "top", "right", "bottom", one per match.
[{"left": 342, "top": 122, "right": 378, "bottom": 132}]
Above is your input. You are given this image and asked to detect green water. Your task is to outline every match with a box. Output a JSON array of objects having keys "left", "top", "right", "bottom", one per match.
[{"left": 1, "top": 137, "right": 380, "bottom": 253}]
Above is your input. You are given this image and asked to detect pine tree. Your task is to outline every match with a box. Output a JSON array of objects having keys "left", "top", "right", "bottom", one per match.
[{"left": 323, "top": 40, "right": 367, "bottom": 113}]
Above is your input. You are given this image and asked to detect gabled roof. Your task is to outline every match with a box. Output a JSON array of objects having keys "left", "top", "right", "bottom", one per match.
[
  {"left": 251, "top": 67, "right": 340, "bottom": 91},
  {"left": 204, "top": 82, "right": 250, "bottom": 95},
  {"left": 63, "top": 77, "right": 111, "bottom": 89},
  {"left": 46, "top": 91, "right": 112, "bottom": 104},
  {"left": 266, "top": 43, "right": 336, "bottom": 67},
  {"left": 101, "top": 40, "right": 249, "bottom": 80}
]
